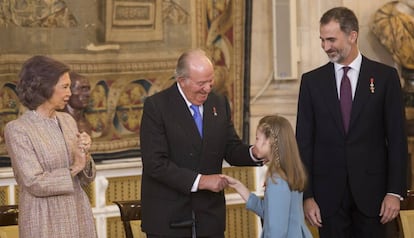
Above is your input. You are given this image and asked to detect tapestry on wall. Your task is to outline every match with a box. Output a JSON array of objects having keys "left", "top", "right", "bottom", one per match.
[{"left": 0, "top": 0, "right": 251, "bottom": 163}]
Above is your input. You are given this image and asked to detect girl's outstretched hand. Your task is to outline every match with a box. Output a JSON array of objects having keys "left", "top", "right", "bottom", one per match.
[
  {"left": 219, "top": 174, "right": 250, "bottom": 201},
  {"left": 219, "top": 174, "right": 239, "bottom": 186}
]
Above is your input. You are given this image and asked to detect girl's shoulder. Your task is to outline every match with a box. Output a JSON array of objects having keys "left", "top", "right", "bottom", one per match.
[
  {"left": 266, "top": 175, "right": 289, "bottom": 187},
  {"left": 265, "top": 178, "right": 290, "bottom": 195}
]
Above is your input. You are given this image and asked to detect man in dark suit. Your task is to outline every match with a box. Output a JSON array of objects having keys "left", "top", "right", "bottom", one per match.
[
  {"left": 140, "top": 49, "right": 261, "bottom": 238},
  {"left": 296, "top": 7, "right": 408, "bottom": 238}
]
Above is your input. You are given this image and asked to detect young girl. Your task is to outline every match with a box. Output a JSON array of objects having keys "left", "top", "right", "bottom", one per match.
[{"left": 222, "top": 115, "right": 312, "bottom": 238}]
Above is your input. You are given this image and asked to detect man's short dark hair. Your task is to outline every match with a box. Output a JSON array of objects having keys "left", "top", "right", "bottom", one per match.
[{"left": 320, "top": 7, "right": 359, "bottom": 35}]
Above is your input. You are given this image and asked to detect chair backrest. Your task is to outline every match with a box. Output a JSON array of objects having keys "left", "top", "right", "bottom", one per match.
[
  {"left": 399, "top": 210, "right": 414, "bottom": 238},
  {"left": 113, "top": 200, "right": 141, "bottom": 238},
  {"left": 0, "top": 205, "right": 18, "bottom": 226},
  {"left": 401, "top": 190, "right": 414, "bottom": 210},
  {"left": 396, "top": 190, "right": 414, "bottom": 238}
]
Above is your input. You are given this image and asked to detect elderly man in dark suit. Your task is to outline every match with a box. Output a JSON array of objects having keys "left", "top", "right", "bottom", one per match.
[
  {"left": 296, "top": 7, "right": 408, "bottom": 238},
  {"left": 140, "top": 49, "right": 261, "bottom": 238}
]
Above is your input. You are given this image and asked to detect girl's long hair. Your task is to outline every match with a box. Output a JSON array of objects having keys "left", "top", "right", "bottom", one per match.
[{"left": 259, "top": 115, "right": 307, "bottom": 191}]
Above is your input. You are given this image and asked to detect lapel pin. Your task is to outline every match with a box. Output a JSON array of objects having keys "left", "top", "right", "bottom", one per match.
[
  {"left": 370, "top": 77, "right": 375, "bottom": 93},
  {"left": 213, "top": 107, "right": 217, "bottom": 116}
]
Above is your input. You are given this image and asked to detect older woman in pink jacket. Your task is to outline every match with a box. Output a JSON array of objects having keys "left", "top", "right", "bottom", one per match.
[{"left": 4, "top": 55, "right": 97, "bottom": 238}]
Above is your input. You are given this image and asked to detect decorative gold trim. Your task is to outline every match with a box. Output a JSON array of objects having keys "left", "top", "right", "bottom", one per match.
[{"left": 0, "top": 186, "right": 9, "bottom": 205}]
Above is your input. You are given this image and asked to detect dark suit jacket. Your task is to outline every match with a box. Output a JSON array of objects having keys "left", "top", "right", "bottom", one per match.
[
  {"left": 140, "top": 83, "right": 257, "bottom": 236},
  {"left": 296, "top": 56, "right": 408, "bottom": 218}
]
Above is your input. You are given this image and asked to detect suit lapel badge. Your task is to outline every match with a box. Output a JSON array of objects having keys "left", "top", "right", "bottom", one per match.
[
  {"left": 370, "top": 77, "right": 375, "bottom": 93},
  {"left": 213, "top": 106, "right": 217, "bottom": 116}
]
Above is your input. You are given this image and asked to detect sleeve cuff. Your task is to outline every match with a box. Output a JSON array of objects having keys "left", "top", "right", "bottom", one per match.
[
  {"left": 249, "top": 146, "right": 264, "bottom": 166},
  {"left": 191, "top": 174, "right": 201, "bottom": 192},
  {"left": 387, "top": 192, "right": 403, "bottom": 201}
]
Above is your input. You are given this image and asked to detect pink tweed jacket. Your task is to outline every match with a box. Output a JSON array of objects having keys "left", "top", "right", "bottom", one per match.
[{"left": 4, "top": 111, "right": 97, "bottom": 238}]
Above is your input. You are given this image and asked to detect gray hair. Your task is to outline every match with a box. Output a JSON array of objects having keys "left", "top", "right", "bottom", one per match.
[{"left": 174, "top": 49, "right": 209, "bottom": 79}]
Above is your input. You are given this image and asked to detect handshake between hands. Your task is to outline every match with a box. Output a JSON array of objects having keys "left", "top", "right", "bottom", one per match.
[
  {"left": 198, "top": 174, "right": 251, "bottom": 201},
  {"left": 197, "top": 146, "right": 266, "bottom": 193},
  {"left": 198, "top": 174, "right": 241, "bottom": 193}
]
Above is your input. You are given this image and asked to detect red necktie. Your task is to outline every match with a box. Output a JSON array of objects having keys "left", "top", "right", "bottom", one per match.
[{"left": 340, "top": 66, "right": 352, "bottom": 133}]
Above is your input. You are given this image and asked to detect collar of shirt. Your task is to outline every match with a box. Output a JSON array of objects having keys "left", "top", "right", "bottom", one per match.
[
  {"left": 176, "top": 82, "right": 204, "bottom": 116},
  {"left": 334, "top": 52, "right": 362, "bottom": 99}
]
